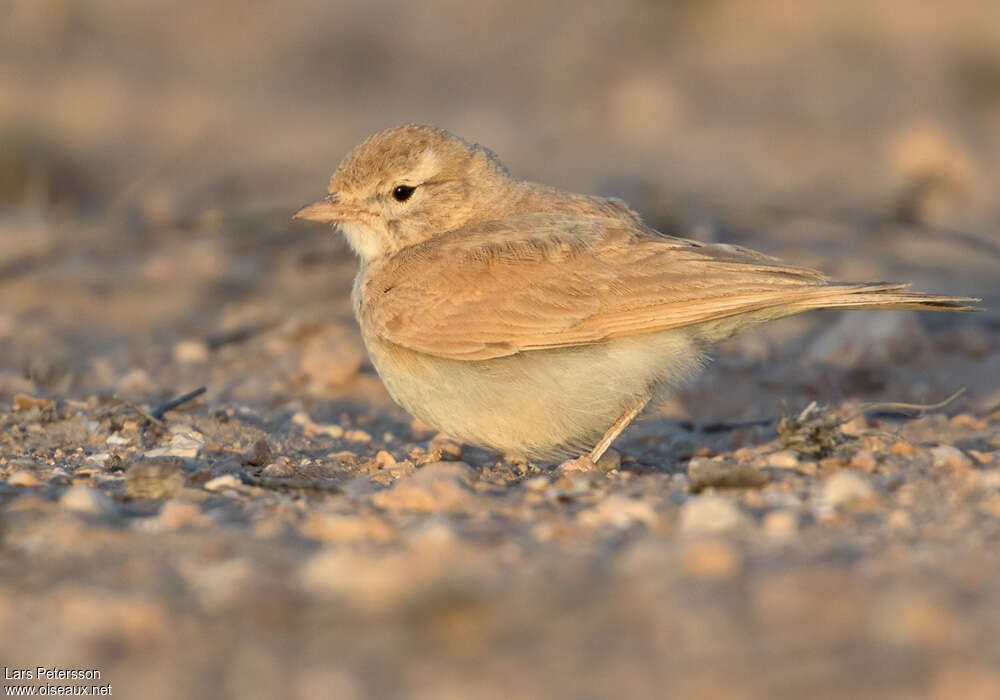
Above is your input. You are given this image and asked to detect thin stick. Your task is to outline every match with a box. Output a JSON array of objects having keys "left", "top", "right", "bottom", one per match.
[
  {"left": 855, "top": 388, "right": 966, "bottom": 417},
  {"left": 150, "top": 387, "right": 207, "bottom": 420}
]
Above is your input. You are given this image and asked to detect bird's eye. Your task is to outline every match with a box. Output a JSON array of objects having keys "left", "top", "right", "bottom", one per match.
[{"left": 392, "top": 185, "right": 416, "bottom": 202}]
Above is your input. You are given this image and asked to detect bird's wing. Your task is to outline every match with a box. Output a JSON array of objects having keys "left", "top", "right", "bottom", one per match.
[{"left": 360, "top": 213, "right": 970, "bottom": 360}]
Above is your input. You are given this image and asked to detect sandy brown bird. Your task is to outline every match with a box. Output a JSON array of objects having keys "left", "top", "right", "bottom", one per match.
[{"left": 295, "top": 124, "right": 977, "bottom": 463}]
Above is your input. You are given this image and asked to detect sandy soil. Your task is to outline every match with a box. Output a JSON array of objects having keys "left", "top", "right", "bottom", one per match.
[{"left": 2, "top": 1, "right": 1000, "bottom": 698}]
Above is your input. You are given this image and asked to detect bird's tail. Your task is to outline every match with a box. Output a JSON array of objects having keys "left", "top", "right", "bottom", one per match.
[{"left": 793, "top": 283, "right": 980, "bottom": 313}]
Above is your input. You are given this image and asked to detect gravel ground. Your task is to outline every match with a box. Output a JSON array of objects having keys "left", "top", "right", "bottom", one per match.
[{"left": 2, "top": 1, "right": 1000, "bottom": 698}]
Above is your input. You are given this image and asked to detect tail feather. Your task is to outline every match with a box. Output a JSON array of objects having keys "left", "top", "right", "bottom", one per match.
[{"left": 795, "top": 283, "right": 981, "bottom": 313}]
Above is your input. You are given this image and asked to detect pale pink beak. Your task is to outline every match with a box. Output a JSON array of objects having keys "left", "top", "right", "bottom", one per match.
[{"left": 293, "top": 193, "right": 347, "bottom": 223}]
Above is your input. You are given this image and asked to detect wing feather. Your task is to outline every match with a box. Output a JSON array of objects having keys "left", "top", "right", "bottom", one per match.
[{"left": 359, "top": 213, "right": 971, "bottom": 360}]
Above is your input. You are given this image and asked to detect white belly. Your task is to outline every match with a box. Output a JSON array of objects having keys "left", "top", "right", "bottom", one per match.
[{"left": 360, "top": 325, "right": 704, "bottom": 461}]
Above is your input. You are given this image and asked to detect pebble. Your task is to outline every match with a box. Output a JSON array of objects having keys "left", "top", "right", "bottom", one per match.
[
  {"left": 12, "top": 394, "right": 54, "bottom": 412},
  {"left": 688, "top": 457, "right": 769, "bottom": 492},
  {"left": 125, "top": 458, "right": 187, "bottom": 499},
  {"left": 931, "top": 445, "right": 972, "bottom": 471},
  {"left": 578, "top": 494, "right": 658, "bottom": 529},
  {"left": 680, "top": 494, "right": 751, "bottom": 533},
  {"left": 374, "top": 450, "right": 397, "bottom": 468},
  {"left": 243, "top": 438, "right": 272, "bottom": 467},
  {"left": 300, "top": 512, "right": 396, "bottom": 542},
  {"left": 60, "top": 485, "right": 114, "bottom": 515},
  {"left": 762, "top": 509, "right": 798, "bottom": 539},
  {"left": 850, "top": 450, "right": 878, "bottom": 472},
  {"left": 428, "top": 434, "right": 463, "bottom": 461},
  {"left": 204, "top": 474, "right": 242, "bottom": 492},
  {"left": 678, "top": 538, "right": 741, "bottom": 579},
  {"left": 372, "top": 461, "right": 475, "bottom": 512},
  {"left": 822, "top": 471, "right": 875, "bottom": 508},
  {"left": 7, "top": 470, "right": 41, "bottom": 487},
  {"left": 145, "top": 428, "right": 205, "bottom": 459},
  {"left": 292, "top": 412, "right": 344, "bottom": 439},
  {"left": 173, "top": 339, "right": 210, "bottom": 364},
  {"left": 766, "top": 451, "right": 800, "bottom": 469},
  {"left": 157, "top": 500, "right": 208, "bottom": 530},
  {"left": 344, "top": 429, "right": 372, "bottom": 444}
]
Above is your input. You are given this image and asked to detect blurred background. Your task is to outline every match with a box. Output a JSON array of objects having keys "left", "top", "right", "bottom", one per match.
[{"left": 2, "top": 2, "right": 1000, "bottom": 699}]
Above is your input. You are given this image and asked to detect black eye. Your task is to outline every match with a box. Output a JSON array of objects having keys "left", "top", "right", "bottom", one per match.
[{"left": 392, "top": 185, "right": 416, "bottom": 202}]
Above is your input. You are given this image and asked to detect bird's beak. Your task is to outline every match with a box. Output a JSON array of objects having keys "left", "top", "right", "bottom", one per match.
[{"left": 293, "top": 193, "right": 346, "bottom": 223}]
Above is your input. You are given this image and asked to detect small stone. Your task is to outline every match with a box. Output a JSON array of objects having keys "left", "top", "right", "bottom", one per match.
[
  {"left": 125, "top": 458, "right": 187, "bottom": 499},
  {"left": 950, "top": 413, "right": 988, "bottom": 430},
  {"left": 7, "top": 470, "right": 41, "bottom": 487},
  {"left": 839, "top": 414, "right": 868, "bottom": 436},
  {"left": 930, "top": 445, "right": 972, "bottom": 471},
  {"left": 762, "top": 509, "right": 798, "bottom": 539},
  {"left": 158, "top": 500, "right": 208, "bottom": 529},
  {"left": 144, "top": 428, "right": 205, "bottom": 459},
  {"left": 822, "top": 471, "right": 875, "bottom": 508},
  {"left": 244, "top": 438, "right": 272, "bottom": 467},
  {"left": 85, "top": 453, "right": 111, "bottom": 467},
  {"left": 680, "top": 494, "right": 750, "bottom": 533},
  {"left": 106, "top": 434, "right": 130, "bottom": 446},
  {"left": 60, "top": 485, "right": 113, "bottom": 515},
  {"left": 372, "top": 461, "right": 475, "bottom": 512},
  {"left": 173, "top": 339, "right": 210, "bottom": 364},
  {"left": 12, "top": 394, "right": 54, "bottom": 412},
  {"left": 292, "top": 412, "right": 344, "bottom": 439},
  {"left": 374, "top": 450, "right": 397, "bottom": 468},
  {"left": 688, "top": 457, "right": 769, "bottom": 492},
  {"left": 678, "top": 538, "right": 741, "bottom": 579},
  {"left": 344, "top": 429, "right": 372, "bottom": 444},
  {"left": 887, "top": 509, "right": 913, "bottom": 531},
  {"left": 578, "top": 494, "right": 658, "bottom": 529},
  {"left": 850, "top": 450, "right": 878, "bottom": 472},
  {"left": 891, "top": 441, "right": 919, "bottom": 456},
  {"left": 429, "top": 433, "right": 463, "bottom": 461},
  {"left": 523, "top": 475, "right": 550, "bottom": 491},
  {"left": 766, "top": 450, "right": 799, "bottom": 469},
  {"left": 300, "top": 512, "right": 396, "bottom": 542},
  {"left": 204, "top": 474, "right": 241, "bottom": 492}
]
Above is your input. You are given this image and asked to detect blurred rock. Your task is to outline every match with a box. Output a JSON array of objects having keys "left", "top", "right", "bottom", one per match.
[
  {"left": 822, "top": 472, "right": 875, "bottom": 508},
  {"left": 688, "top": 457, "right": 769, "bottom": 492},
  {"left": 60, "top": 485, "right": 113, "bottom": 515},
  {"left": 680, "top": 494, "right": 751, "bottom": 533},
  {"left": 173, "top": 339, "right": 210, "bottom": 364},
  {"left": 7, "top": 470, "right": 41, "bottom": 487},
  {"left": 244, "top": 438, "right": 272, "bottom": 467},
  {"left": 678, "top": 538, "right": 741, "bottom": 580},
  {"left": 578, "top": 494, "right": 658, "bottom": 529},
  {"left": 157, "top": 499, "right": 209, "bottom": 530},
  {"left": 125, "top": 458, "right": 187, "bottom": 499},
  {"left": 372, "top": 461, "right": 475, "bottom": 512}
]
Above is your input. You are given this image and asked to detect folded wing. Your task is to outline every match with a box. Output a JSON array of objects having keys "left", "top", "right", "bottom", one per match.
[{"left": 361, "top": 213, "right": 978, "bottom": 360}]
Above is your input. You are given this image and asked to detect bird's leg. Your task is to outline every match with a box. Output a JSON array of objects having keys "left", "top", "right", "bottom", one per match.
[{"left": 588, "top": 398, "right": 650, "bottom": 464}]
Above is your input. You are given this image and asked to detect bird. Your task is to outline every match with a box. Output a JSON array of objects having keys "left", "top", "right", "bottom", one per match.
[{"left": 294, "top": 124, "right": 978, "bottom": 465}]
